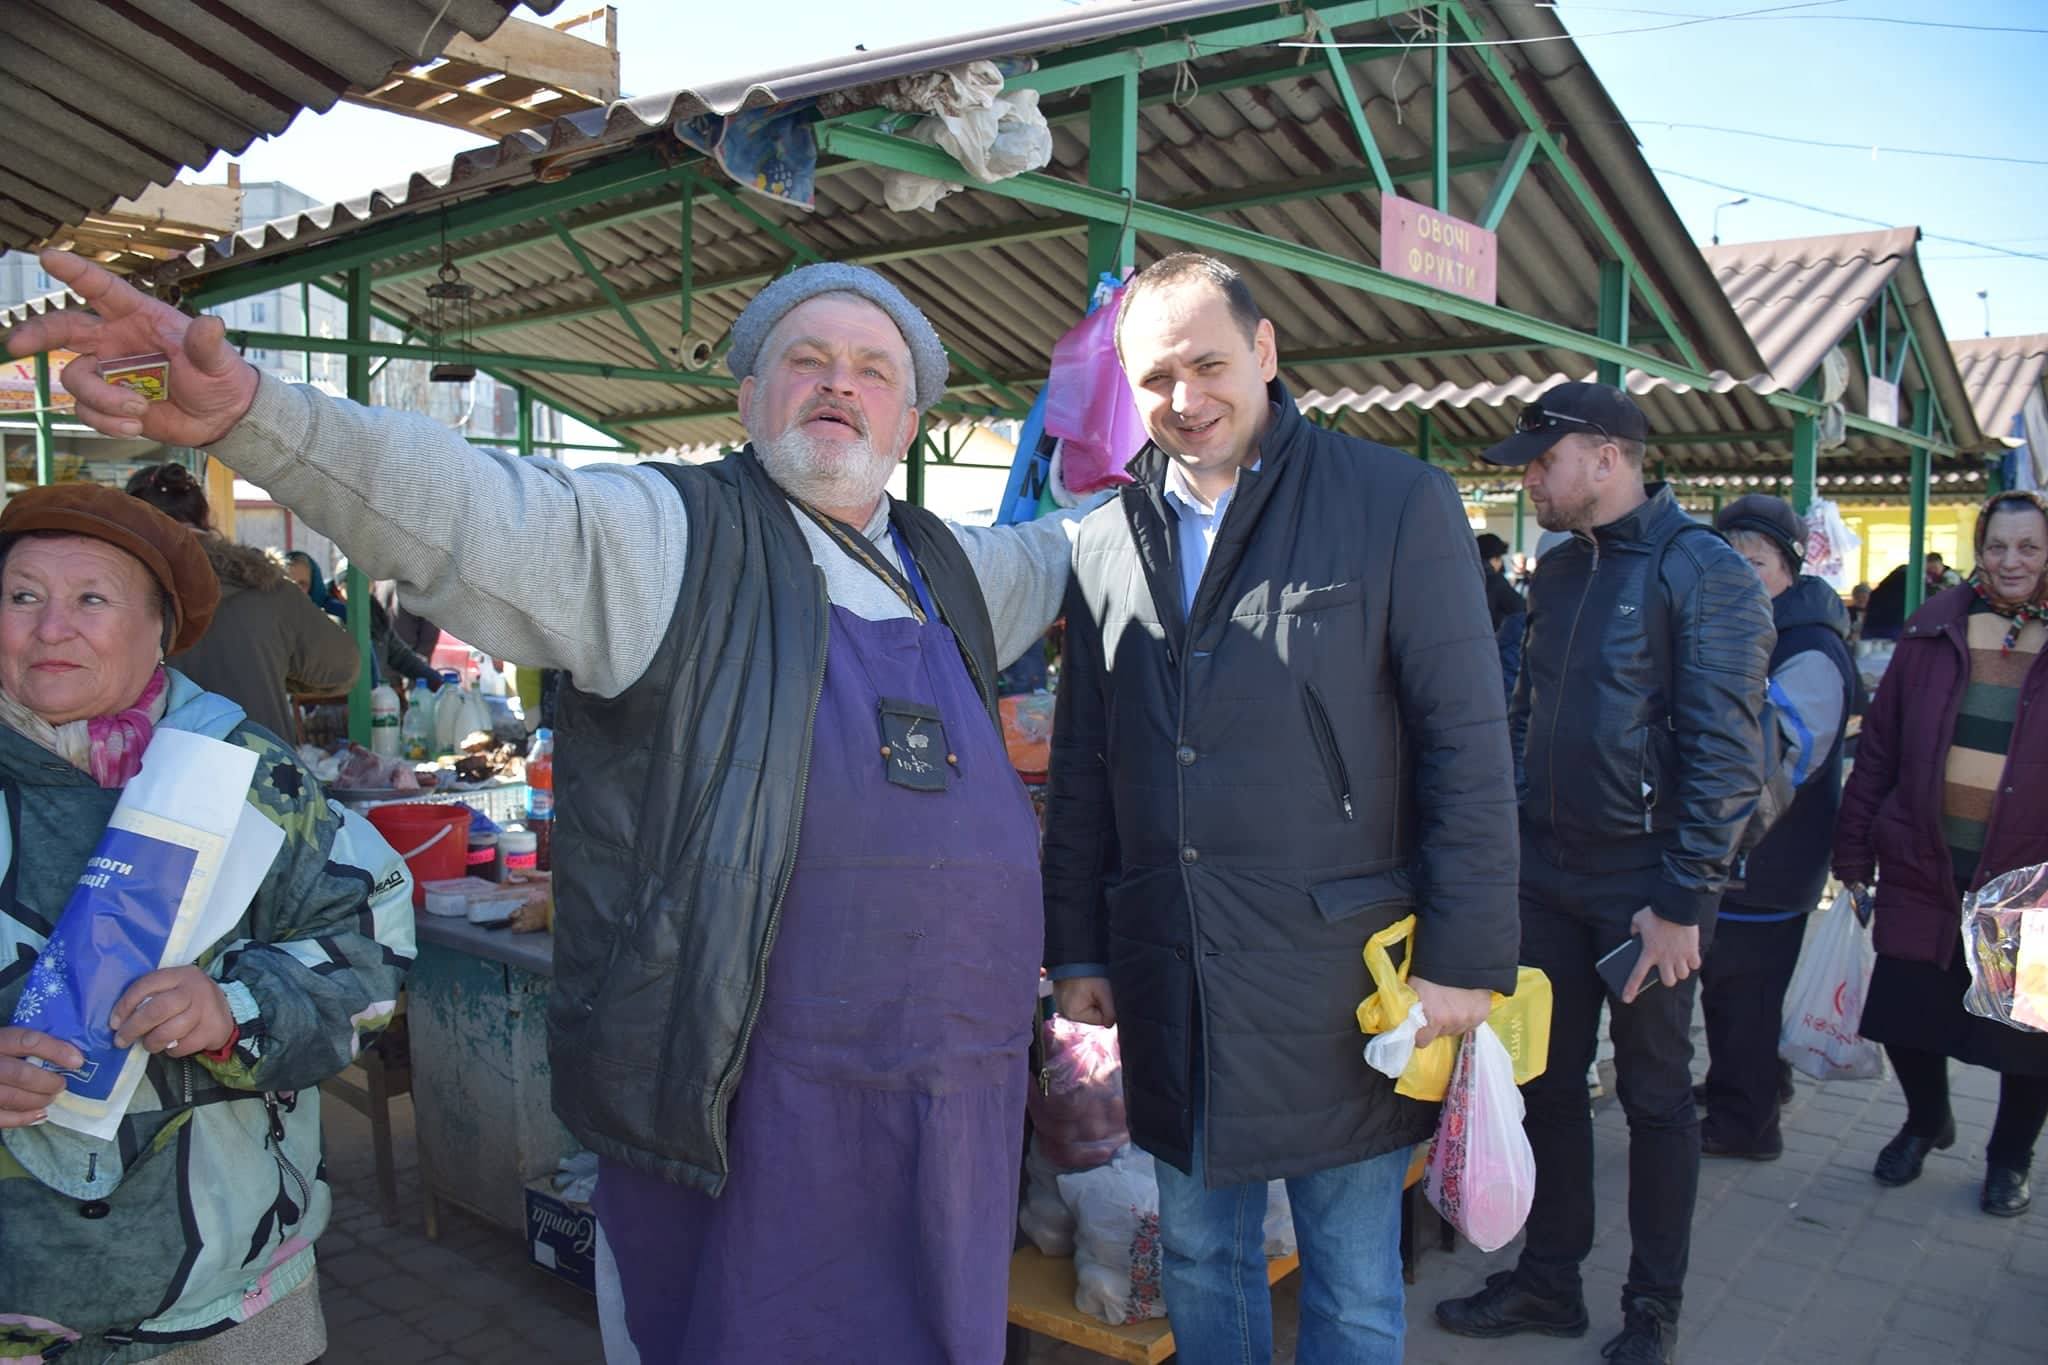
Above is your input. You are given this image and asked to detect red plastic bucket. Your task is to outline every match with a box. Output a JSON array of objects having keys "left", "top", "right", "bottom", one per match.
[{"left": 365, "top": 802, "right": 472, "bottom": 908}]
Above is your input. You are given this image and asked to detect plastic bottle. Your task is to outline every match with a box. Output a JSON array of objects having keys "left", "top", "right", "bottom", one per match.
[
  {"left": 401, "top": 683, "right": 436, "bottom": 762},
  {"left": 477, "top": 655, "right": 508, "bottom": 698},
  {"left": 525, "top": 728, "right": 554, "bottom": 872},
  {"left": 369, "top": 683, "right": 401, "bottom": 757},
  {"left": 496, "top": 825, "right": 539, "bottom": 882}
]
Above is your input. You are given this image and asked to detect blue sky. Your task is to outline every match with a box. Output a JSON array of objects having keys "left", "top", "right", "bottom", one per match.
[{"left": 202, "top": 0, "right": 2048, "bottom": 340}]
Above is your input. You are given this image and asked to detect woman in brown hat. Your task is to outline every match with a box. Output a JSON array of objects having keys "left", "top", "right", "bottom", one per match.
[{"left": 0, "top": 482, "right": 416, "bottom": 1363}]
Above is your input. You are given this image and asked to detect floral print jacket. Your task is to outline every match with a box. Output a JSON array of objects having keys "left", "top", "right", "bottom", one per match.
[{"left": 0, "top": 670, "right": 415, "bottom": 1363}]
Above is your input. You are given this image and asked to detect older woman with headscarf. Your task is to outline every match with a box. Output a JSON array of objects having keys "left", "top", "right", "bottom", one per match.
[
  {"left": 0, "top": 484, "right": 415, "bottom": 1364},
  {"left": 1834, "top": 489, "right": 2048, "bottom": 1218}
]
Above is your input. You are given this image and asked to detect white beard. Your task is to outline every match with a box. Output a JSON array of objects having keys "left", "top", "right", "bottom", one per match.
[{"left": 753, "top": 421, "right": 901, "bottom": 514}]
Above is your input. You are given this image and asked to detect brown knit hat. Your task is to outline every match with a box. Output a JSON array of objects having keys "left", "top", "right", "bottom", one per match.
[{"left": 0, "top": 482, "right": 220, "bottom": 652}]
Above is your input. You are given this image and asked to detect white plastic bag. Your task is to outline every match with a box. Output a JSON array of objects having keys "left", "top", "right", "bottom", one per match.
[
  {"left": 1058, "top": 1146, "right": 1165, "bottom": 1326},
  {"left": 1362, "top": 999, "right": 1429, "bottom": 1080},
  {"left": 1424, "top": 1023, "right": 1534, "bottom": 1254},
  {"left": 1261, "top": 1180, "right": 1297, "bottom": 1257},
  {"left": 1018, "top": 1137, "right": 1078, "bottom": 1256},
  {"left": 1779, "top": 888, "right": 1885, "bottom": 1080},
  {"left": 1802, "top": 498, "right": 1862, "bottom": 592}
]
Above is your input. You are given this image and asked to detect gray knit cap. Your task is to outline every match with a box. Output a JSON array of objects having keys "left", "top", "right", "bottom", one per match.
[{"left": 726, "top": 262, "right": 949, "bottom": 408}]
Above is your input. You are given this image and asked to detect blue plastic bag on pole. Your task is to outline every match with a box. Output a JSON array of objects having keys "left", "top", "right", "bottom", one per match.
[{"left": 10, "top": 728, "right": 281, "bottom": 1138}]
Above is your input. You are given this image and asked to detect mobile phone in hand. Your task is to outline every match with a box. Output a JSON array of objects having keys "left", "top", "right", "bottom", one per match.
[
  {"left": 1597, "top": 936, "right": 1655, "bottom": 1001},
  {"left": 1849, "top": 884, "right": 1875, "bottom": 927}
]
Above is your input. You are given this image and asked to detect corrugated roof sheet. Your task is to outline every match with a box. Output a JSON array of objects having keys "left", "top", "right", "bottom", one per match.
[
  {"left": 0, "top": 0, "right": 556, "bottom": 254},
  {"left": 1702, "top": 228, "right": 1917, "bottom": 389},
  {"left": 1952, "top": 334, "right": 2048, "bottom": 445},
  {"left": 7, "top": 1, "right": 1970, "bottom": 479}
]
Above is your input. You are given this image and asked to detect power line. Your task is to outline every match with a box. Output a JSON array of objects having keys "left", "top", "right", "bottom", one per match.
[
  {"left": 1652, "top": 167, "right": 2048, "bottom": 264},
  {"left": 1501, "top": 2, "right": 2048, "bottom": 37},
  {"left": 1636, "top": 121, "right": 2048, "bottom": 169},
  {"left": 1285, "top": 0, "right": 1851, "bottom": 49}
]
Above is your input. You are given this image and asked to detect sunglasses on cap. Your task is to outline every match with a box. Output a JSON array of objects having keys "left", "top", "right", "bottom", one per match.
[{"left": 1514, "top": 406, "right": 1613, "bottom": 443}]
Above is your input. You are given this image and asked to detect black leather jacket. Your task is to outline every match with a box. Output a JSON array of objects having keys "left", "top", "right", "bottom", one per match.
[{"left": 1510, "top": 484, "right": 1774, "bottom": 925}]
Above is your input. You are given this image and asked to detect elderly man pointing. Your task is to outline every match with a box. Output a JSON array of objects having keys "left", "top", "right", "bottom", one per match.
[{"left": 10, "top": 251, "right": 1083, "bottom": 1365}]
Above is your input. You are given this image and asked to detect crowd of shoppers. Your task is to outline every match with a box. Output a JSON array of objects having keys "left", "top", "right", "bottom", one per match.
[{"left": 10, "top": 239, "right": 2047, "bottom": 1365}]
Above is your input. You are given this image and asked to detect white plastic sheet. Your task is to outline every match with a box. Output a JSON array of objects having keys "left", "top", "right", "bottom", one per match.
[{"left": 11, "top": 729, "right": 283, "bottom": 1139}]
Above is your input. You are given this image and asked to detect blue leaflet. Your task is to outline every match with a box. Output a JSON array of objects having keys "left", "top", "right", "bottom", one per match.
[{"left": 10, "top": 826, "right": 197, "bottom": 1103}]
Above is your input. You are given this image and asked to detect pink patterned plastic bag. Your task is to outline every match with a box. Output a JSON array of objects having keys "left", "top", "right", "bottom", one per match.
[
  {"left": 1424, "top": 1023, "right": 1534, "bottom": 1253},
  {"left": 1027, "top": 1014, "right": 1129, "bottom": 1171}
]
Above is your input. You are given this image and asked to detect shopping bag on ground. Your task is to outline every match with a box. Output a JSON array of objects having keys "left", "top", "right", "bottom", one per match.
[
  {"left": 1423, "top": 1022, "right": 1534, "bottom": 1253},
  {"left": 1779, "top": 888, "right": 1884, "bottom": 1081},
  {"left": 1058, "top": 1146, "right": 1166, "bottom": 1326}
]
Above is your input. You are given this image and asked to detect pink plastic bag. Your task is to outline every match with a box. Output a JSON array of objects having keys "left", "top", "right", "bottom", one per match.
[
  {"left": 1027, "top": 1014, "right": 1129, "bottom": 1171},
  {"left": 1042, "top": 275, "right": 1143, "bottom": 495},
  {"left": 1424, "top": 1023, "right": 1534, "bottom": 1253}
]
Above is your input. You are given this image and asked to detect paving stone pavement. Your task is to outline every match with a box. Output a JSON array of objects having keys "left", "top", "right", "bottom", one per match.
[{"left": 316, "top": 1018, "right": 2048, "bottom": 1364}]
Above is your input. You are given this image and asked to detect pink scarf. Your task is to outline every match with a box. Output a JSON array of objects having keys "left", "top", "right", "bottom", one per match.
[
  {"left": 0, "top": 667, "right": 170, "bottom": 789},
  {"left": 85, "top": 668, "right": 169, "bottom": 787}
]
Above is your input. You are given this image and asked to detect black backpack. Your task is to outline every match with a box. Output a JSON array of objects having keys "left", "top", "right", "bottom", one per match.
[{"left": 1641, "top": 519, "right": 1793, "bottom": 865}]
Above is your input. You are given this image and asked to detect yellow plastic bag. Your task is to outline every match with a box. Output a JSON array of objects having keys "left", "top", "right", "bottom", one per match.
[{"left": 1355, "top": 915, "right": 1553, "bottom": 1101}]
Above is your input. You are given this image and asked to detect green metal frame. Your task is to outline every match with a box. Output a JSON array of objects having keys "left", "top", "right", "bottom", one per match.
[
  {"left": 110, "top": 0, "right": 1975, "bottom": 507},
  {"left": 552, "top": 217, "right": 675, "bottom": 371},
  {"left": 344, "top": 268, "right": 375, "bottom": 746},
  {"left": 1087, "top": 72, "right": 1138, "bottom": 279},
  {"left": 33, "top": 352, "right": 53, "bottom": 486}
]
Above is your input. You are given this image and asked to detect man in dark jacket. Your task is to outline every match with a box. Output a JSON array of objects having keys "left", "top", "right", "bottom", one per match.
[
  {"left": 1700, "top": 495, "right": 1857, "bottom": 1161},
  {"left": 1044, "top": 254, "right": 1520, "bottom": 1365},
  {"left": 1479, "top": 531, "right": 1527, "bottom": 701},
  {"left": 11, "top": 252, "right": 1088, "bottom": 1365},
  {"left": 1435, "top": 384, "right": 1774, "bottom": 1365}
]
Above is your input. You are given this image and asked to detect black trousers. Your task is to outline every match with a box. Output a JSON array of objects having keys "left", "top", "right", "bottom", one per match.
[
  {"left": 1514, "top": 857, "right": 1707, "bottom": 1317},
  {"left": 1699, "top": 913, "right": 1807, "bottom": 1151},
  {"left": 1887, "top": 1043, "right": 2048, "bottom": 1169}
]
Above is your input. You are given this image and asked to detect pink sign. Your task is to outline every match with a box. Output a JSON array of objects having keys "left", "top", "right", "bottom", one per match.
[{"left": 1381, "top": 197, "right": 1499, "bottom": 306}]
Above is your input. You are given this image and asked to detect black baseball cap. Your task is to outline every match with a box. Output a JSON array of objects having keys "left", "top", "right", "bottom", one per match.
[{"left": 1481, "top": 382, "right": 1650, "bottom": 467}]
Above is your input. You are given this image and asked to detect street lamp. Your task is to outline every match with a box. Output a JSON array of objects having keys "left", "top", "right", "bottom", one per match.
[
  {"left": 1712, "top": 197, "right": 1749, "bottom": 246},
  {"left": 1978, "top": 289, "right": 1991, "bottom": 337}
]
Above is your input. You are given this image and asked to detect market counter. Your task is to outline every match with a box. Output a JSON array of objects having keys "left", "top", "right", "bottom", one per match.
[{"left": 409, "top": 914, "right": 574, "bottom": 1233}]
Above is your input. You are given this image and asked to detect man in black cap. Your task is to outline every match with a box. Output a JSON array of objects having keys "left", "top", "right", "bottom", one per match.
[
  {"left": 1699, "top": 495, "right": 1857, "bottom": 1160},
  {"left": 1435, "top": 382, "right": 1774, "bottom": 1365}
]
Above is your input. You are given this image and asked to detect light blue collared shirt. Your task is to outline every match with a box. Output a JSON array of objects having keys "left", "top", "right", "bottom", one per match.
[{"left": 1160, "top": 457, "right": 1261, "bottom": 615}]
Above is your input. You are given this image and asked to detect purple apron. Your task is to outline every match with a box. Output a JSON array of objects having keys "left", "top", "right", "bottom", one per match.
[{"left": 594, "top": 574, "right": 1042, "bottom": 1363}]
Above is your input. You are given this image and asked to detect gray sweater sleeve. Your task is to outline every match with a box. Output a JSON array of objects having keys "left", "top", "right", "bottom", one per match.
[
  {"left": 206, "top": 374, "right": 686, "bottom": 699},
  {"left": 947, "top": 504, "right": 1095, "bottom": 668}
]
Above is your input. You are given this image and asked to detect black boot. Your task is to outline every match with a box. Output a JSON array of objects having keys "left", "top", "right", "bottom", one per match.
[
  {"left": 1982, "top": 1164, "right": 2032, "bottom": 1217},
  {"left": 1873, "top": 1116, "right": 1957, "bottom": 1187},
  {"left": 1434, "top": 1270, "right": 1589, "bottom": 1339},
  {"left": 1601, "top": 1298, "right": 1678, "bottom": 1364}
]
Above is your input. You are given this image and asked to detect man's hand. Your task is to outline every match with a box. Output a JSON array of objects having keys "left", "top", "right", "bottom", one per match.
[
  {"left": 1052, "top": 976, "right": 1117, "bottom": 1028},
  {"left": 3, "top": 249, "right": 259, "bottom": 447},
  {"left": 1409, "top": 976, "right": 1494, "bottom": 1048},
  {"left": 1622, "top": 907, "right": 1702, "bottom": 1005},
  {"left": 110, "top": 966, "right": 235, "bottom": 1059},
  {"left": 0, "top": 1026, "right": 83, "bottom": 1128}
]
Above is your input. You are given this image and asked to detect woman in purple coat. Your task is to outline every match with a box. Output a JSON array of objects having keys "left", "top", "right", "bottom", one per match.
[{"left": 1834, "top": 490, "right": 2048, "bottom": 1217}]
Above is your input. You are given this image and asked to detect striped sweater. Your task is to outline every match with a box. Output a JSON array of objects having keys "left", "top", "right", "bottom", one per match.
[{"left": 1944, "top": 600, "right": 2048, "bottom": 887}]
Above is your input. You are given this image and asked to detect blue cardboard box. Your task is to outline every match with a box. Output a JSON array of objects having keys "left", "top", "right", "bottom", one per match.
[{"left": 524, "top": 1177, "right": 596, "bottom": 1294}]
